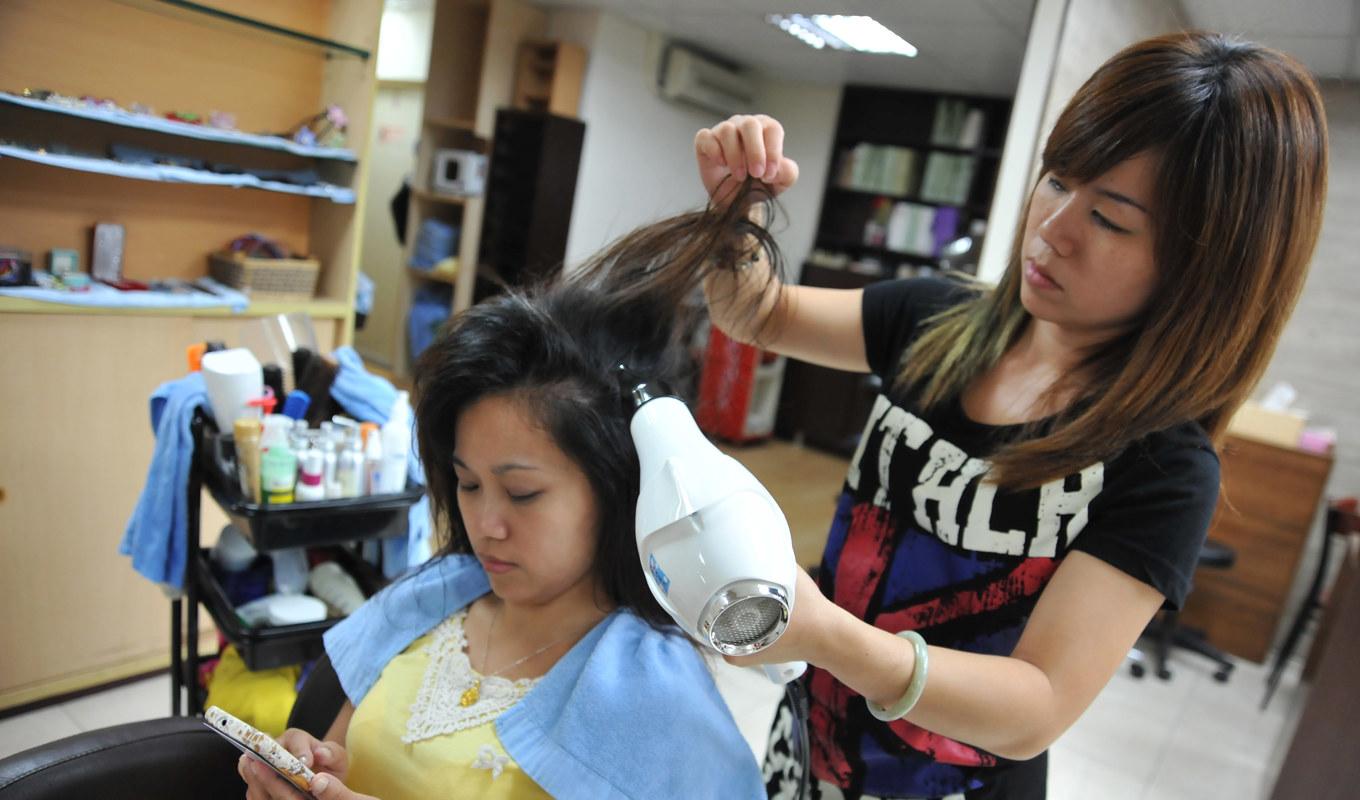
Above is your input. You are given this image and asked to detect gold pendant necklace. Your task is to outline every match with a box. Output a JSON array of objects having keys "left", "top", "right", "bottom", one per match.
[{"left": 460, "top": 603, "right": 593, "bottom": 707}]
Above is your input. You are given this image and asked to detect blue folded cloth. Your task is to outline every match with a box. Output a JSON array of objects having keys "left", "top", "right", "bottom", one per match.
[
  {"left": 325, "top": 555, "right": 763, "bottom": 799},
  {"left": 119, "top": 373, "right": 209, "bottom": 592},
  {"left": 330, "top": 346, "right": 431, "bottom": 576}
]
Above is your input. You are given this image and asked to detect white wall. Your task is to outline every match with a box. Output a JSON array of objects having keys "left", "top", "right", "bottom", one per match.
[
  {"left": 376, "top": 1, "right": 434, "bottom": 82},
  {"left": 1261, "top": 81, "right": 1360, "bottom": 501},
  {"left": 546, "top": 9, "right": 839, "bottom": 278},
  {"left": 754, "top": 77, "right": 840, "bottom": 284}
]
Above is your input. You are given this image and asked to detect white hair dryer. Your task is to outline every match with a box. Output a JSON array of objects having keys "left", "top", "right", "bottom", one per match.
[{"left": 628, "top": 380, "right": 807, "bottom": 684}]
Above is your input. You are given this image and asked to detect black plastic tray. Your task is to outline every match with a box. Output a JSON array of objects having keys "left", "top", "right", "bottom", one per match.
[
  {"left": 198, "top": 425, "right": 425, "bottom": 551},
  {"left": 194, "top": 546, "right": 384, "bottom": 671}
]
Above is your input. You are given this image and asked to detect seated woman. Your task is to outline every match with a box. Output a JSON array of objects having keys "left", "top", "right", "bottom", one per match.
[{"left": 238, "top": 184, "right": 782, "bottom": 800}]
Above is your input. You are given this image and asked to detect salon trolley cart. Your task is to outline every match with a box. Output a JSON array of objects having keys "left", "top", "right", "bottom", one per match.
[{"left": 169, "top": 411, "right": 423, "bottom": 716}]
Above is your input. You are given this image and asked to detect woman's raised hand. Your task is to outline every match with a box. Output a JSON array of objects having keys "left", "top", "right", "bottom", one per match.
[{"left": 694, "top": 114, "right": 799, "bottom": 207}]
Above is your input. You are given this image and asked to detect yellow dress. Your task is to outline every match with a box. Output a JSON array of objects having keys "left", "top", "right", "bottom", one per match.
[{"left": 344, "top": 610, "right": 552, "bottom": 799}]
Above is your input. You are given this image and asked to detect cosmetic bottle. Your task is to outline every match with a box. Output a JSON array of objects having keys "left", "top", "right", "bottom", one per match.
[
  {"left": 379, "top": 391, "right": 412, "bottom": 493},
  {"left": 259, "top": 415, "right": 297, "bottom": 504},
  {"left": 363, "top": 426, "right": 384, "bottom": 495},
  {"left": 295, "top": 449, "right": 326, "bottom": 502},
  {"left": 336, "top": 430, "right": 364, "bottom": 498},
  {"left": 233, "top": 418, "right": 263, "bottom": 503}
]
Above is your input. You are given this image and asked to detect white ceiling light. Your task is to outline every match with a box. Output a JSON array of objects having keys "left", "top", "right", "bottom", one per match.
[{"left": 766, "top": 14, "right": 917, "bottom": 57}]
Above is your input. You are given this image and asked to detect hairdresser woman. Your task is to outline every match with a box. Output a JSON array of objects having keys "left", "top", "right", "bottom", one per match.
[{"left": 696, "top": 32, "right": 1327, "bottom": 800}]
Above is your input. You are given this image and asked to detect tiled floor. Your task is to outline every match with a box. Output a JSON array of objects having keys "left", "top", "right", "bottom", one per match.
[
  {"left": 0, "top": 653, "right": 1307, "bottom": 799},
  {"left": 0, "top": 441, "right": 1310, "bottom": 798}
]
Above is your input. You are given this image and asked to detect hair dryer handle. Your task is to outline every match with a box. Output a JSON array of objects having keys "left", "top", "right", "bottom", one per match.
[{"left": 763, "top": 660, "right": 807, "bottom": 684}]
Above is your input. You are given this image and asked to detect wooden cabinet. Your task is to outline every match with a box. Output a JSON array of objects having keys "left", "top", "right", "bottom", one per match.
[
  {"left": 390, "top": 0, "right": 587, "bottom": 374},
  {"left": 0, "top": 0, "right": 378, "bottom": 709},
  {"left": 513, "top": 41, "right": 586, "bottom": 118},
  {"left": 1179, "top": 435, "right": 1333, "bottom": 663}
]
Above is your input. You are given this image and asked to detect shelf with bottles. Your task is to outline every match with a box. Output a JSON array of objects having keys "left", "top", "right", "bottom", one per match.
[{"left": 197, "top": 411, "right": 420, "bottom": 552}]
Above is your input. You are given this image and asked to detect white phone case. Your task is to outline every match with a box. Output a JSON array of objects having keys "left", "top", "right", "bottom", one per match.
[{"left": 204, "top": 705, "right": 317, "bottom": 798}]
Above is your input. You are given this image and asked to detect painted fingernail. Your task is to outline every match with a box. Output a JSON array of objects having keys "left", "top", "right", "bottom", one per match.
[{"left": 312, "top": 774, "right": 330, "bottom": 793}]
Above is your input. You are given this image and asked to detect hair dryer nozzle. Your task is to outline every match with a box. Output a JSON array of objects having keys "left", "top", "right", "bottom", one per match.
[{"left": 703, "top": 580, "right": 791, "bottom": 656}]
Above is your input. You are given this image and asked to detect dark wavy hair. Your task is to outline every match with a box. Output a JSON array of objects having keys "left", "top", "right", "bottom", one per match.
[{"left": 412, "top": 179, "right": 783, "bottom": 627}]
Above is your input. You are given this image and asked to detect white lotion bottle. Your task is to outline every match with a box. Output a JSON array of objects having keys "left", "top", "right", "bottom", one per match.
[{"left": 379, "top": 390, "right": 412, "bottom": 493}]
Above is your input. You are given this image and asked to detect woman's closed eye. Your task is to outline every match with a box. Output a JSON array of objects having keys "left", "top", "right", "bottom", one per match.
[
  {"left": 1049, "top": 176, "right": 1132, "bottom": 234},
  {"left": 508, "top": 490, "right": 543, "bottom": 504},
  {"left": 1091, "top": 210, "right": 1130, "bottom": 233}
]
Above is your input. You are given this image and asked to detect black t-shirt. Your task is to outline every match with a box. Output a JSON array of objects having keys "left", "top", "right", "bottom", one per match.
[{"left": 804, "top": 277, "right": 1220, "bottom": 799}]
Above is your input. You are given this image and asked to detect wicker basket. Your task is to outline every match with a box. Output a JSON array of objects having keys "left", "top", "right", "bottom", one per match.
[{"left": 208, "top": 251, "right": 320, "bottom": 300}]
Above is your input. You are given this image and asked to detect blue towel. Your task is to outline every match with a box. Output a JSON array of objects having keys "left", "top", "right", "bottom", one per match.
[
  {"left": 329, "top": 346, "right": 431, "bottom": 576},
  {"left": 119, "top": 373, "right": 209, "bottom": 591},
  {"left": 324, "top": 556, "right": 763, "bottom": 799}
]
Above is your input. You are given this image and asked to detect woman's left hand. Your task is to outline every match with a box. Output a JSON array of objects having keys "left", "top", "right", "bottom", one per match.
[
  {"left": 724, "top": 567, "right": 839, "bottom": 669},
  {"left": 239, "top": 754, "right": 377, "bottom": 800}
]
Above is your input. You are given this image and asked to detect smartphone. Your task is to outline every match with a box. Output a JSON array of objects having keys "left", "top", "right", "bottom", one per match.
[{"left": 203, "top": 706, "right": 318, "bottom": 798}]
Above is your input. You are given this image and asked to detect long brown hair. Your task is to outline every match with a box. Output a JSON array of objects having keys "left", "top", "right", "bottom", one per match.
[{"left": 897, "top": 31, "right": 1329, "bottom": 489}]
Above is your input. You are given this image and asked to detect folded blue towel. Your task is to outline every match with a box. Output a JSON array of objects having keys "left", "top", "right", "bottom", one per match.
[
  {"left": 325, "top": 555, "right": 763, "bottom": 799},
  {"left": 119, "top": 373, "right": 209, "bottom": 591},
  {"left": 330, "top": 346, "right": 431, "bottom": 576}
]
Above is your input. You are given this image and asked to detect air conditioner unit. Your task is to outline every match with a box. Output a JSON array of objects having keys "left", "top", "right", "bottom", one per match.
[{"left": 658, "top": 46, "right": 754, "bottom": 117}]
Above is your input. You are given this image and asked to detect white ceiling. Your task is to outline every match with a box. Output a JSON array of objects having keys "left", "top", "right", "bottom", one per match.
[
  {"left": 530, "top": 0, "right": 1037, "bottom": 97},
  {"left": 527, "top": 0, "right": 1360, "bottom": 96},
  {"left": 1180, "top": 0, "right": 1360, "bottom": 79}
]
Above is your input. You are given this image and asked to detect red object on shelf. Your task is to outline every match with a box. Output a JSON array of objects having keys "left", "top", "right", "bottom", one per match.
[{"left": 697, "top": 324, "right": 763, "bottom": 443}]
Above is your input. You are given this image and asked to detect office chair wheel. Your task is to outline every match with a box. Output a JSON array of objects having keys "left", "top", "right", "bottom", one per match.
[{"left": 1129, "top": 662, "right": 1146, "bottom": 678}]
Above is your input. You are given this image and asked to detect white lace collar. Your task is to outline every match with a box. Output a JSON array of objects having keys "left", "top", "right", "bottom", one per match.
[{"left": 403, "top": 610, "right": 541, "bottom": 744}]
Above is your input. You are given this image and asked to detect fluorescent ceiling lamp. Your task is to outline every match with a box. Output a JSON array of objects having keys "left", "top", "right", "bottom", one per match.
[{"left": 767, "top": 14, "right": 917, "bottom": 57}]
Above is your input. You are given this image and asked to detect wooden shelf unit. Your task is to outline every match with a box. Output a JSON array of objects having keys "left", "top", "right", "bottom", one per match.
[
  {"left": 813, "top": 85, "right": 1012, "bottom": 277},
  {"left": 390, "top": 0, "right": 573, "bottom": 376},
  {"left": 0, "top": 0, "right": 380, "bottom": 710}
]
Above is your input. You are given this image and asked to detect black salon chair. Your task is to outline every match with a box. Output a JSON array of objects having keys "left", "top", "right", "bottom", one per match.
[
  {"left": 0, "top": 656, "right": 346, "bottom": 800},
  {"left": 1129, "top": 538, "right": 1237, "bottom": 683}
]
